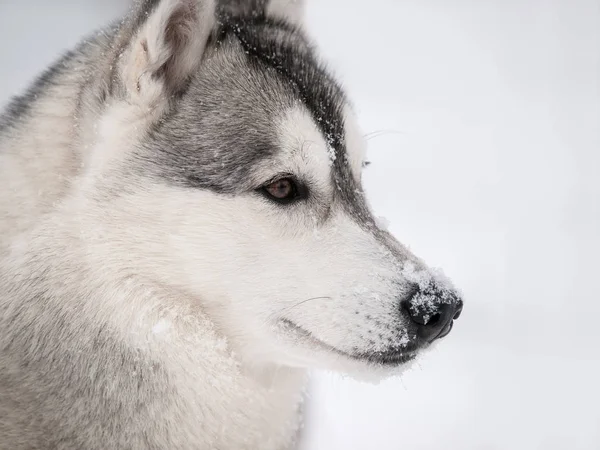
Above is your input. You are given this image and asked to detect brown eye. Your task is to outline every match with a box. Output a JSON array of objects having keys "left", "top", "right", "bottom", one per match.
[
  {"left": 266, "top": 178, "right": 294, "bottom": 198},
  {"left": 260, "top": 176, "right": 305, "bottom": 204}
]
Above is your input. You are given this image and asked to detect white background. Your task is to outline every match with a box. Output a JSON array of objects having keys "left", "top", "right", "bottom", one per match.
[{"left": 1, "top": 1, "right": 598, "bottom": 449}]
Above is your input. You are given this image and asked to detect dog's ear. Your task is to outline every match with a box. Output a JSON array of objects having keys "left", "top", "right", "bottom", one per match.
[
  {"left": 120, "top": 0, "right": 215, "bottom": 101},
  {"left": 265, "top": 0, "right": 305, "bottom": 26}
]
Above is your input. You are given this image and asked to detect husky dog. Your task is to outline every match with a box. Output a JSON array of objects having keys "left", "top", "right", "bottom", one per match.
[{"left": 0, "top": 0, "right": 463, "bottom": 448}]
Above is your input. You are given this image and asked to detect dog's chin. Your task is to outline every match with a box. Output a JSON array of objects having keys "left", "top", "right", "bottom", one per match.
[{"left": 273, "top": 319, "right": 420, "bottom": 383}]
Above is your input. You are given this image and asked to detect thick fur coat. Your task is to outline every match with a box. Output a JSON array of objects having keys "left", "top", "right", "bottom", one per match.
[{"left": 0, "top": 1, "right": 463, "bottom": 448}]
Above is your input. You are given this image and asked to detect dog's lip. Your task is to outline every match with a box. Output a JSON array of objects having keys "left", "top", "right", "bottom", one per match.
[
  {"left": 353, "top": 349, "right": 417, "bottom": 366},
  {"left": 435, "top": 320, "right": 454, "bottom": 340},
  {"left": 278, "top": 319, "right": 417, "bottom": 367}
]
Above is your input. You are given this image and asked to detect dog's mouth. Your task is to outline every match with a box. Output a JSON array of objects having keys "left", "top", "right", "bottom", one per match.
[{"left": 278, "top": 319, "right": 417, "bottom": 367}]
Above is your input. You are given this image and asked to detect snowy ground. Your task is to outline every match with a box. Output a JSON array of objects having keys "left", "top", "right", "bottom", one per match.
[{"left": 1, "top": 1, "right": 599, "bottom": 449}]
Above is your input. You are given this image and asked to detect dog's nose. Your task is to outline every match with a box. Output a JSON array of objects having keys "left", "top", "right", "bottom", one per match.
[{"left": 402, "top": 284, "right": 463, "bottom": 343}]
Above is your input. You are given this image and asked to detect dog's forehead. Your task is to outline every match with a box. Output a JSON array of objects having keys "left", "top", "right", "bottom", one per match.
[
  {"left": 221, "top": 20, "right": 366, "bottom": 179},
  {"left": 142, "top": 20, "right": 366, "bottom": 194}
]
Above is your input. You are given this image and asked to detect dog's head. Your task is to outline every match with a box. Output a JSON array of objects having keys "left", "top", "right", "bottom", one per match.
[{"left": 79, "top": 0, "right": 463, "bottom": 377}]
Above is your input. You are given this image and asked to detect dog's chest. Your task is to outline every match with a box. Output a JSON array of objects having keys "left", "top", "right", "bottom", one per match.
[
  {"left": 170, "top": 365, "right": 306, "bottom": 449},
  {"left": 135, "top": 324, "right": 308, "bottom": 450}
]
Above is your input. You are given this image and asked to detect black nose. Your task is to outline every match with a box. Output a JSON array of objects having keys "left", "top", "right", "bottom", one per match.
[{"left": 402, "top": 284, "right": 463, "bottom": 343}]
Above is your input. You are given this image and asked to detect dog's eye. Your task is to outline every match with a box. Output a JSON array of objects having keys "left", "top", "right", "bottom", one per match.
[{"left": 261, "top": 177, "right": 304, "bottom": 204}]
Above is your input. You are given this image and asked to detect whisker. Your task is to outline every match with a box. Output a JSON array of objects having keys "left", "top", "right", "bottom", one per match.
[
  {"left": 363, "top": 129, "right": 406, "bottom": 142},
  {"left": 277, "top": 296, "right": 332, "bottom": 316}
]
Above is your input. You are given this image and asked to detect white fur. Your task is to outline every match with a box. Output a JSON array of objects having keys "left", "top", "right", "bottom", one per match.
[{"left": 343, "top": 104, "right": 368, "bottom": 178}]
